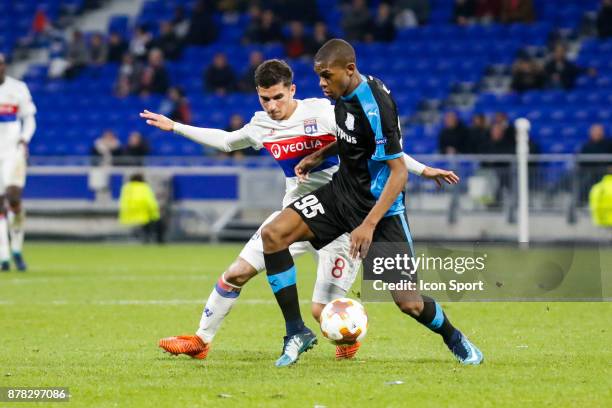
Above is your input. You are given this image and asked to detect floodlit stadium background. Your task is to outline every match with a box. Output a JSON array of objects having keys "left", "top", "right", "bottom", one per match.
[{"left": 3, "top": 0, "right": 612, "bottom": 243}]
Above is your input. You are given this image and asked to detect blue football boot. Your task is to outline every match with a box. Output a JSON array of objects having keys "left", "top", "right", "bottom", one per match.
[
  {"left": 447, "top": 331, "right": 483, "bottom": 365},
  {"left": 13, "top": 253, "right": 27, "bottom": 272},
  {"left": 275, "top": 327, "right": 318, "bottom": 367}
]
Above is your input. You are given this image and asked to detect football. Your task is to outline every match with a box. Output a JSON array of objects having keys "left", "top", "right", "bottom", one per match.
[{"left": 320, "top": 298, "right": 368, "bottom": 344}]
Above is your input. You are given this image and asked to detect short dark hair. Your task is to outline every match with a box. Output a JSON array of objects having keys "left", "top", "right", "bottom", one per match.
[
  {"left": 130, "top": 173, "right": 145, "bottom": 182},
  {"left": 254, "top": 59, "right": 293, "bottom": 88},
  {"left": 314, "top": 39, "right": 356, "bottom": 67}
]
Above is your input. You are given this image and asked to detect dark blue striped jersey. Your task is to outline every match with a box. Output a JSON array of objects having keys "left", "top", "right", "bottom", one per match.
[{"left": 331, "top": 74, "right": 405, "bottom": 217}]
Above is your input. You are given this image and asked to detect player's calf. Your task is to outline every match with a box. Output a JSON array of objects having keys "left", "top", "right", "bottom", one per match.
[
  {"left": 0, "top": 202, "right": 10, "bottom": 269},
  {"left": 6, "top": 187, "right": 26, "bottom": 271},
  {"left": 195, "top": 259, "right": 256, "bottom": 344},
  {"left": 393, "top": 292, "right": 483, "bottom": 365}
]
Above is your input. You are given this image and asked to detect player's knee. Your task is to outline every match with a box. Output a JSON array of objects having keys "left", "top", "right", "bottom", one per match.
[
  {"left": 395, "top": 300, "right": 424, "bottom": 317},
  {"left": 311, "top": 303, "right": 325, "bottom": 322},
  {"left": 7, "top": 198, "right": 20, "bottom": 213},
  {"left": 261, "top": 223, "right": 289, "bottom": 251},
  {"left": 224, "top": 260, "right": 257, "bottom": 287}
]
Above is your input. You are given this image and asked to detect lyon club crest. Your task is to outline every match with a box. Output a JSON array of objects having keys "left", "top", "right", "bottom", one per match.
[{"left": 304, "top": 118, "right": 318, "bottom": 135}]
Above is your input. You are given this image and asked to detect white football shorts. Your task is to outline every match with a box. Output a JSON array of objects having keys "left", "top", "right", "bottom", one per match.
[
  {"left": 239, "top": 211, "right": 361, "bottom": 304},
  {"left": 0, "top": 148, "right": 27, "bottom": 192}
]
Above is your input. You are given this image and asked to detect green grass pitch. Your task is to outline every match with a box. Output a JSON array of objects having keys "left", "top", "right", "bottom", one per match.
[{"left": 0, "top": 244, "right": 610, "bottom": 407}]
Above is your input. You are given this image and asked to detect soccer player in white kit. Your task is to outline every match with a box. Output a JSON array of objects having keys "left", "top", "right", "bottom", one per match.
[
  {"left": 0, "top": 53, "right": 36, "bottom": 272},
  {"left": 140, "top": 59, "right": 459, "bottom": 360}
]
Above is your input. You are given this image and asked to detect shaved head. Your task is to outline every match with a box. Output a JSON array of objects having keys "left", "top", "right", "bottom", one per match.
[
  {"left": 314, "top": 39, "right": 356, "bottom": 68},
  {"left": 313, "top": 39, "right": 360, "bottom": 100}
]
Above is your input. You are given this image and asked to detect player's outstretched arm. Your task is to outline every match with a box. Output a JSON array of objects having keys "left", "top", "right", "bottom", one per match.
[
  {"left": 139, "top": 110, "right": 254, "bottom": 152},
  {"left": 295, "top": 141, "right": 339, "bottom": 182},
  {"left": 421, "top": 166, "right": 460, "bottom": 187},
  {"left": 403, "top": 154, "right": 459, "bottom": 187}
]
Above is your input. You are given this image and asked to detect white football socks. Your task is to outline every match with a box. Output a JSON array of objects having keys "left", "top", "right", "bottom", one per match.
[
  {"left": 196, "top": 274, "right": 242, "bottom": 344},
  {"left": 8, "top": 210, "right": 24, "bottom": 254},
  {"left": 0, "top": 216, "right": 10, "bottom": 262}
]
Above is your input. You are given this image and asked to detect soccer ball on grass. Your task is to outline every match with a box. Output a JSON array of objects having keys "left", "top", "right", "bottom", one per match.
[{"left": 319, "top": 297, "right": 368, "bottom": 344}]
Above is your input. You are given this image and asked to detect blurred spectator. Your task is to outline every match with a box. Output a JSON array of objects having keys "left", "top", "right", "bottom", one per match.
[
  {"left": 544, "top": 43, "right": 595, "bottom": 90},
  {"left": 115, "top": 53, "right": 142, "bottom": 97},
  {"left": 119, "top": 173, "right": 163, "bottom": 244},
  {"left": 271, "top": 0, "right": 320, "bottom": 24},
  {"left": 393, "top": 0, "right": 430, "bottom": 28},
  {"left": 216, "top": 0, "right": 250, "bottom": 14},
  {"left": 223, "top": 114, "right": 260, "bottom": 158},
  {"left": 130, "top": 25, "right": 152, "bottom": 60},
  {"left": 151, "top": 21, "right": 182, "bottom": 60},
  {"left": 491, "top": 112, "right": 516, "bottom": 148},
  {"left": 48, "top": 39, "right": 69, "bottom": 79},
  {"left": 187, "top": 0, "right": 219, "bottom": 45},
  {"left": 598, "top": 0, "right": 612, "bottom": 38},
  {"left": 500, "top": 0, "right": 534, "bottom": 24},
  {"left": 122, "top": 131, "right": 150, "bottom": 166},
  {"left": 107, "top": 32, "right": 128, "bottom": 62},
  {"left": 91, "top": 130, "right": 122, "bottom": 166},
  {"left": 309, "top": 22, "right": 332, "bottom": 55},
  {"left": 467, "top": 113, "right": 489, "bottom": 153},
  {"left": 160, "top": 87, "right": 192, "bottom": 124},
  {"left": 284, "top": 21, "right": 314, "bottom": 59},
  {"left": 580, "top": 124, "right": 612, "bottom": 202},
  {"left": 172, "top": 5, "right": 190, "bottom": 40},
  {"left": 581, "top": 124, "right": 612, "bottom": 155},
  {"left": 238, "top": 50, "right": 264, "bottom": 92},
  {"left": 204, "top": 53, "right": 237, "bottom": 95},
  {"left": 243, "top": 4, "right": 263, "bottom": 43},
  {"left": 244, "top": 9, "right": 284, "bottom": 44},
  {"left": 89, "top": 33, "right": 108, "bottom": 66},
  {"left": 438, "top": 111, "right": 470, "bottom": 154},
  {"left": 511, "top": 57, "right": 545, "bottom": 92},
  {"left": 484, "top": 123, "right": 514, "bottom": 154},
  {"left": 341, "top": 0, "right": 372, "bottom": 41},
  {"left": 139, "top": 48, "right": 170, "bottom": 95},
  {"left": 454, "top": 0, "right": 476, "bottom": 25},
  {"left": 32, "top": 7, "right": 50, "bottom": 36},
  {"left": 64, "top": 30, "right": 89, "bottom": 78},
  {"left": 370, "top": 2, "right": 396, "bottom": 42},
  {"left": 475, "top": 0, "right": 501, "bottom": 22},
  {"left": 15, "top": 5, "right": 56, "bottom": 55},
  {"left": 481, "top": 122, "right": 513, "bottom": 205}
]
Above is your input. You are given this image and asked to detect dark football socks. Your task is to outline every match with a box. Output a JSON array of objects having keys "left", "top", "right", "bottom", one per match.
[
  {"left": 414, "top": 295, "right": 459, "bottom": 345},
  {"left": 264, "top": 249, "right": 305, "bottom": 337}
]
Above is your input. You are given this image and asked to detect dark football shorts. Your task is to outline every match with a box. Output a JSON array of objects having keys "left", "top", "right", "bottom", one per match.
[{"left": 288, "top": 181, "right": 416, "bottom": 283}]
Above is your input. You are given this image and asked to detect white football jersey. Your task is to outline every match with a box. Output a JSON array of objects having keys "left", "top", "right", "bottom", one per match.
[
  {"left": 239, "top": 98, "right": 339, "bottom": 207},
  {"left": 0, "top": 76, "right": 36, "bottom": 157}
]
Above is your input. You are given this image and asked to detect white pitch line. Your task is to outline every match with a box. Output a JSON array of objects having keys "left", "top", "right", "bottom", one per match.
[
  {"left": 1, "top": 275, "right": 213, "bottom": 284},
  {"left": 0, "top": 299, "right": 310, "bottom": 306}
]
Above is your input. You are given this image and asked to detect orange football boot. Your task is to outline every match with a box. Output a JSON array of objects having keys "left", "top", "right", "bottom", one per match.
[
  {"left": 158, "top": 335, "right": 210, "bottom": 360},
  {"left": 335, "top": 341, "right": 361, "bottom": 359}
]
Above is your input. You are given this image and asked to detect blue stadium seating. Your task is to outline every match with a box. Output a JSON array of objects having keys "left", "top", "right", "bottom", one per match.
[{"left": 10, "top": 0, "right": 610, "bottom": 157}]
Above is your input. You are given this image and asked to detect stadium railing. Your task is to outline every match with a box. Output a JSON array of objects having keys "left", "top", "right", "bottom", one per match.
[{"left": 24, "top": 154, "right": 612, "bottom": 243}]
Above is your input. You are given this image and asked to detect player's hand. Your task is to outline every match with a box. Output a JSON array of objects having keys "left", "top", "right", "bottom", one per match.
[
  {"left": 421, "top": 166, "right": 460, "bottom": 188},
  {"left": 139, "top": 110, "right": 175, "bottom": 131},
  {"left": 350, "top": 222, "right": 375, "bottom": 259},
  {"left": 294, "top": 153, "right": 324, "bottom": 183},
  {"left": 17, "top": 140, "right": 29, "bottom": 159}
]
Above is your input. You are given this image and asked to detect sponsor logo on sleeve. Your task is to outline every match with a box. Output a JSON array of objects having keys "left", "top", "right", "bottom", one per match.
[{"left": 345, "top": 112, "right": 355, "bottom": 131}]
